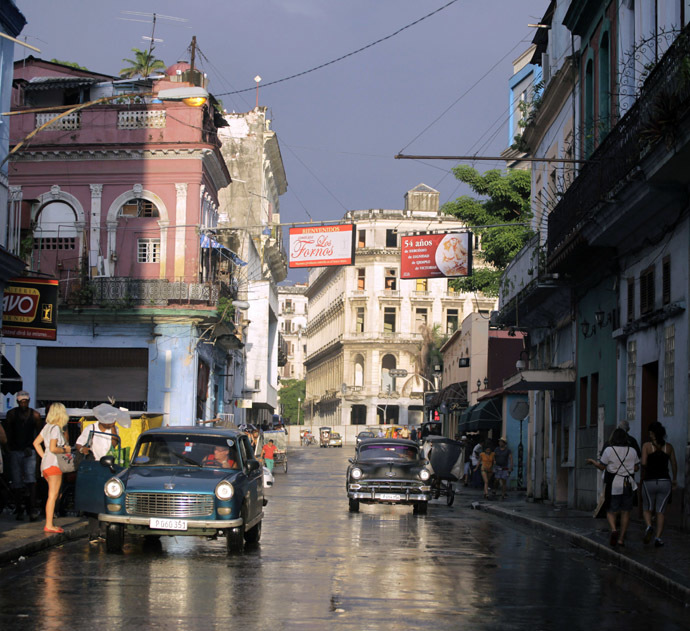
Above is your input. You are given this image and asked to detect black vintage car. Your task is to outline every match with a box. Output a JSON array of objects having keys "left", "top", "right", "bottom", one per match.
[{"left": 346, "top": 438, "right": 432, "bottom": 514}]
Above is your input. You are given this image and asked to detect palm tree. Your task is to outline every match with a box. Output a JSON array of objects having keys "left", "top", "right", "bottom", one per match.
[{"left": 120, "top": 48, "right": 166, "bottom": 78}]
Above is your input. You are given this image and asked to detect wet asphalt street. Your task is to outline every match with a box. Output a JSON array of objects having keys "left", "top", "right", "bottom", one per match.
[{"left": 0, "top": 445, "right": 688, "bottom": 631}]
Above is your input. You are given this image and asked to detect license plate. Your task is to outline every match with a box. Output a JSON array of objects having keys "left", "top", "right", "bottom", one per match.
[
  {"left": 149, "top": 518, "right": 188, "bottom": 531},
  {"left": 379, "top": 493, "right": 402, "bottom": 501}
]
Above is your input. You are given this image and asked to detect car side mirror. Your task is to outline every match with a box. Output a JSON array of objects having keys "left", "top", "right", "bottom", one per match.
[
  {"left": 348, "top": 458, "right": 355, "bottom": 464},
  {"left": 100, "top": 455, "right": 116, "bottom": 473},
  {"left": 247, "top": 459, "right": 260, "bottom": 472}
]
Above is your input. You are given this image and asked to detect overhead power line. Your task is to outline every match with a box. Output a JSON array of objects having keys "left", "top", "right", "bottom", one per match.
[{"left": 214, "top": 0, "right": 460, "bottom": 96}]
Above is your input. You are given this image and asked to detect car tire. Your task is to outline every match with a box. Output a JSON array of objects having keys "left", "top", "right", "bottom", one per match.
[
  {"left": 105, "top": 523, "right": 124, "bottom": 553},
  {"left": 413, "top": 502, "right": 428, "bottom": 515},
  {"left": 283, "top": 461, "right": 288, "bottom": 473},
  {"left": 226, "top": 525, "right": 244, "bottom": 554},
  {"left": 447, "top": 486, "right": 455, "bottom": 506},
  {"left": 348, "top": 498, "right": 360, "bottom": 513},
  {"left": 244, "top": 520, "right": 262, "bottom": 544}
]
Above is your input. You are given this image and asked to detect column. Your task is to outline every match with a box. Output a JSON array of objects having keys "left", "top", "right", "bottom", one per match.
[
  {"left": 158, "top": 220, "right": 169, "bottom": 279},
  {"left": 106, "top": 221, "right": 118, "bottom": 276},
  {"left": 89, "top": 184, "right": 103, "bottom": 273},
  {"left": 174, "top": 183, "right": 188, "bottom": 280},
  {"left": 8, "top": 186, "right": 22, "bottom": 254}
]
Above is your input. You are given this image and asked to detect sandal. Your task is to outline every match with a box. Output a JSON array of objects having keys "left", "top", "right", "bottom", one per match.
[{"left": 44, "top": 526, "right": 64, "bottom": 534}]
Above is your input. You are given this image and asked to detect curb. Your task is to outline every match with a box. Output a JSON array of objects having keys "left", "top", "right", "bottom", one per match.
[
  {"left": 480, "top": 502, "right": 690, "bottom": 606},
  {"left": 0, "top": 521, "right": 90, "bottom": 566}
]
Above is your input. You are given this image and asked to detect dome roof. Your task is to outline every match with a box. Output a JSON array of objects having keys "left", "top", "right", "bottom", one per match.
[{"left": 165, "top": 61, "right": 191, "bottom": 76}]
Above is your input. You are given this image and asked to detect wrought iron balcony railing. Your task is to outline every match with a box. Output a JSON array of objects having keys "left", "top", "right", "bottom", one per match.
[
  {"left": 548, "top": 27, "right": 690, "bottom": 263},
  {"left": 59, "top": 277, "right": 234, "bottom": 308}
]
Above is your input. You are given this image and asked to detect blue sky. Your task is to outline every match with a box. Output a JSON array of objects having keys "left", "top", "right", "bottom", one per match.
[{"left": 18, "top": 0, "right": 546, "bottom": 282}]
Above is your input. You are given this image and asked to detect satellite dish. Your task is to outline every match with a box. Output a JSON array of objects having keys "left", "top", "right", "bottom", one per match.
[{"left": 510, "top": 400, "right": 529, "bottom": 420}]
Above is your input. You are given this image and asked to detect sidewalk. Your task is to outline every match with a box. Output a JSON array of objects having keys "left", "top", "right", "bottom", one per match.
[
  {"left": 455, "top": 485, "right": 690, "bottom": 606},
  {"left": 0, "top": 510, "right": 88, "bottom": 566}
]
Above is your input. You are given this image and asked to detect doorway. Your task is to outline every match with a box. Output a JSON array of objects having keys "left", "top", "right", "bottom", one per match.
[{"left": 640, "top": 361, "right": 658, "bottom": 441}]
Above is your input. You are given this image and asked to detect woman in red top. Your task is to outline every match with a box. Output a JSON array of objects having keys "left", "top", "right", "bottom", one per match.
[{"left": 262, "top": 439, "right": 277, "bottom": 473}]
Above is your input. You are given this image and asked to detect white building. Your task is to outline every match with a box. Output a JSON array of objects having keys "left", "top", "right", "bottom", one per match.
[
  {"left": 304, "top": 185, "right": 496, "bottom": 429},
  {"left": 278, "top": 284, "right": 308, "bottom": 381},
  {"left": 217, "top": 107, "right": 288, "bottom": 426}
]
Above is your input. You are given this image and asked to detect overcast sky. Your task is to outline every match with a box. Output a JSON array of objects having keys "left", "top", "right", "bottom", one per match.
[{"left": 17, "top": 0, "right": 547, "bottom": 282}]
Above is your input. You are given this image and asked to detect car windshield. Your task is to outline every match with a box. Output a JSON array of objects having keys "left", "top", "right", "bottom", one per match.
[
  {"left": 358, "top": 432, "right": 374, "bottom": 438},
  {"left": 358, "top": 443, "right": 419, "bottom": 461},
  {"left": 331, "top": 434, "right": 341, "bottom": 439},
  {"left": 132, "top": 434, "right": 240, "bottom": 469}
]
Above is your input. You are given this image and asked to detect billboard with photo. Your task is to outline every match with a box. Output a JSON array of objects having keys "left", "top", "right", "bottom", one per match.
[
  {"left": 288, "top": 224, "right": 355, "bottom": 268},
  {"left": 400, "top": 232, "right": 472, "bottom": 279},
  {"left": 2, "top": 277, "right": 59, "bottom": 340}
]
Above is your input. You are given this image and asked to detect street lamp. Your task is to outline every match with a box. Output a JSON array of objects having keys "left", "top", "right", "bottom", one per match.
[{"left": 297, "top": 397, "right": 301, "bottom": 425}]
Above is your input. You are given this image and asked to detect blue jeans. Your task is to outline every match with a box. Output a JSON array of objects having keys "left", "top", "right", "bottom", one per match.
[{"left": 8, "top": 450, "right": 37, "bottom": 488}]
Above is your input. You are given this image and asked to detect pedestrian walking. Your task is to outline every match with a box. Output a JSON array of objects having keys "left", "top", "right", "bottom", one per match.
[
  {"left": 410, "top": 426, "right": 418, "bottom": 442},
  {"left": 262, "top": 439, "right": 277, "bottom": 473},
  {"left": 2, "top": 390, "right": 43, "bottom": 521},
  {"left": 493, "top": 438, "right": 513, "bottom": 499},
  {"left": 32, "top": 403, "right": 71, "bottom": 534},
  {"left": 587, "top": 428, "right": 640, "bottom": 547},
  {"left": 640, "top": 421, "right": 678, "bottom": 547},
  {"left": 461, "top": 436, "right": 473, "bottom": 486},
  {"left": 479, "top": 443, "right": 495, "bottom": 499}
]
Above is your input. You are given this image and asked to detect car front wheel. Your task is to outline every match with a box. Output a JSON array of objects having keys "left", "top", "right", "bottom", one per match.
[
  {"left": 244, "top": 520, "right": 262, "bottom": 545},
  {"left": 105, "top": 523, "right": 124, "bottom": 553},
  {"left": 348, "top": 498, "right": 360, "bottom": 513},
  {"left": 226, "top": 525, "right": 244, "bottom": 554},
  {"left": 413, "top": 502, "right": 428, "bottom": 515}
]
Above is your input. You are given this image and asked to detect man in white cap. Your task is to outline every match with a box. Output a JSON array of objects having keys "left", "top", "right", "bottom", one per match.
[
  {"left": 2, "top": 391, "right": 42, "bottom": 520},
  {"left": 75, "top": 412, "right": 120, "bottom": 461}
]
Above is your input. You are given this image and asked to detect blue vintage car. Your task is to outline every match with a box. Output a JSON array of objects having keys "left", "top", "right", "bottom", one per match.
[{"left": 75, "top": 426, "right": 265, "bottom": 554}]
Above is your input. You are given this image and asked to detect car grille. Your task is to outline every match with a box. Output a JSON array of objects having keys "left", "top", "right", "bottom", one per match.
[
  {"left": 125, "top": 493, "right": 214, "bottom": 517},
  {"left": 358, "top": 480, "right": 423, "bottom": 493}
]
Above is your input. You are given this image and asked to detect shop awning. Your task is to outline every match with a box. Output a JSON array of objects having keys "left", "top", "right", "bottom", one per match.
[
  {"left": 503, "top": 368, "right": 575, "bottom": 392},
  {"left": 0, "top": 355, "right": 23, "bottom": 395},
  {"left": 457, "top": 397, "right": 502, "bottom": 432}
]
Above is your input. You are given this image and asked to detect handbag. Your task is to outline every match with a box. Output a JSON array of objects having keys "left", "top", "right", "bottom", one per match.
[
  {"left": 57, "top": 451, "right": 77, "bottom": 473},
  {"left": 51, "top": 424, "right": 76, "bottom": 473}
]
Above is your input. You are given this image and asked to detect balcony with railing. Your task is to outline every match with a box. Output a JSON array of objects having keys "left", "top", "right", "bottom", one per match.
[
  {"left": 58, "top": 277, "right": 234, "bottom": 309},
  {"left": 547, "top": 26, "right": 690, "bottom": 269}
]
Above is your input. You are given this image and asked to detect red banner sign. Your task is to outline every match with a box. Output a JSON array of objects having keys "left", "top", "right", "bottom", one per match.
[
  {"left": 400, "top": 232, "right": 472, "bottom": 279},
  {"left": 288, "top": 224, "right": 355, "bottom": 268},
  {"left": 2, "top": 277, "right": 59, "bottom": 340}
]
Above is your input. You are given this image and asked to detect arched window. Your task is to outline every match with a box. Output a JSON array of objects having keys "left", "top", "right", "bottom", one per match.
[
  {"left": 353, "top": 354, "right": 364, "bottom": 388},
  {"left": 381, "top": 354, "right": 396, "bottom": 393},
  {"left": 598, "top": 31, "right": 611, "bottom": 136},
  {"left": 34, "top": 201, "right": 77, "bottom": 250},
  {"left": 119, "top": 198, "right": 159, "bottom": 218}
]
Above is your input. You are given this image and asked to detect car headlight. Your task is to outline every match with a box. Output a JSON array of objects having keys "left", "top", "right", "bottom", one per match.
[
  {"left": 105, "top": 477, "right": 124, "bottom": 499},
  {"left": 350, "top": 467, "right": 363, "bottom": 480},
  {"left": 419, "top": 469, "right": 431, "bottom": 481},
  {"left": 215, "top": 481, "right": 234, "bottom": 501}
]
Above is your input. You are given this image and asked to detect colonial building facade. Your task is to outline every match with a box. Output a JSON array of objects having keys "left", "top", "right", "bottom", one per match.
[
  {"left": 303, "top": 185, "right": 496, "bottom": 428},
  {"left": 278, "top": 284, "right": 308, "bottom": 382},
  {"left": 7, "top": 58, "right": 244, "bottom": 424}
]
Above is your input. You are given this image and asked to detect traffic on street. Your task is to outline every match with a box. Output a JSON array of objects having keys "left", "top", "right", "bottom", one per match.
[{"left": 0, "top": 446, "right": 687, "bottom": 630}]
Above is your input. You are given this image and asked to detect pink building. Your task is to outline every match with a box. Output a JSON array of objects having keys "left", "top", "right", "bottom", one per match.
[{"left": 5, "top": 58, "right": 243, "bottom": 423}]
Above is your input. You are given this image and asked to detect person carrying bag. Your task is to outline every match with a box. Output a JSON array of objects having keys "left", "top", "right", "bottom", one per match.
[{"left": 32, "top": 403, "right": 72, "bottom": 533}]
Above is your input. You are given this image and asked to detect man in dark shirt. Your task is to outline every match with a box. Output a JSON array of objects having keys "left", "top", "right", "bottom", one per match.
[{"left": 2, "top": 391, "right": 43, "bottom": 520}]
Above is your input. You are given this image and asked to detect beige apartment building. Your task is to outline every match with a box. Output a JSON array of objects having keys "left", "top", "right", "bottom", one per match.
[
  {"left": 303, "top": 185, "right": 496, "bottom": 429},
  {"left": 278, "top": 283, "right": 308, "bottom": 381}
]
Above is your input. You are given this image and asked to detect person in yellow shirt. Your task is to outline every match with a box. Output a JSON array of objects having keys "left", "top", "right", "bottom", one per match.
[{"left": 479, "top": 444, "right": 495, "bottom": 499}]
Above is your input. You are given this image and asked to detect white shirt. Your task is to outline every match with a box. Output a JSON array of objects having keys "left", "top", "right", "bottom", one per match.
[
  {"left": 77, "top": 423, "right": 117, "bottom": 461},
  {"left": 600, "top": 445, "right": 639, "bottom": 495}
]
